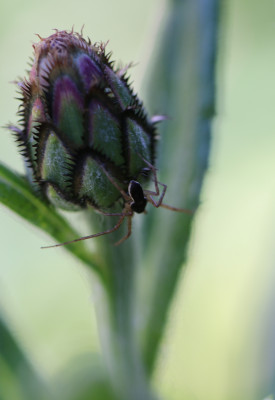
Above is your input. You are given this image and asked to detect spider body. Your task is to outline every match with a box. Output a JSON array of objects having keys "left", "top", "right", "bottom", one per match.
[
  {"left": 128, "top": 180, "right": 147, "bottom": 214},
  {"left": 42, "top": 158, "right": 192, "bottom": 249}
]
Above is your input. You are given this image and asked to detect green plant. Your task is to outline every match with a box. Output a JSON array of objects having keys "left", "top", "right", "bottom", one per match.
[{"left": 0, "top": 0, "right": 220, "bottom": 399}]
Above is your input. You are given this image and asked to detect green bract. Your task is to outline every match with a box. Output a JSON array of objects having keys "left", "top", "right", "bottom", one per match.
[{"left": 10, "top": 30, "right": 156, "bottom": 214}]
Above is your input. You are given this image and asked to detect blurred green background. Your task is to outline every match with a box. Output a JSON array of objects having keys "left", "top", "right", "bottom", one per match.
[{"left": 1, "top": 0, "right": 275, "bottom": 399}]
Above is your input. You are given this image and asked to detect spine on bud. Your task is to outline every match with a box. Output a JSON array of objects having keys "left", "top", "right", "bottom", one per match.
[{"left": 10, "top": 30, "right": 157, "bottom": 213}]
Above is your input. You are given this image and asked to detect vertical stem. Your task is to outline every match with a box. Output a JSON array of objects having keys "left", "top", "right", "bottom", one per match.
[
  {"left": 138, "top": 0, "right": 220, "bottom": 375},
  {"left": 90, "top": 213, "right": 155, "bottom": 400}
]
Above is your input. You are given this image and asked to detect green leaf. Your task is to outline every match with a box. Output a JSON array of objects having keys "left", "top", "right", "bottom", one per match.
[
  {"left": 137, "top": 0, "right": 221, "bottom": 374},
  {"left": 0, "top": 162, "right": 104, "bottom": 277},
  {"left": 0, "top": 314, "right": 50, "bottom": 400}
]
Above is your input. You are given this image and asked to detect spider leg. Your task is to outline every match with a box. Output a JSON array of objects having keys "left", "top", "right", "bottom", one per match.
[
  {"left": 100, "top": 164, "right": 130, "bottom": 202},
  {"left": 137, "top": 153, "right": 168, "bottom": 206},
  {"left": 143, "top": 180, "right": 164, "bottom": 196},
  {"left": 114, "top": 214, "right": 133, "bottom": 246},
  {"left": 137, "top": 154, "right": 193, "bottom": 214},
  {"left": 145, "top": 181, "right": 167, "bottom": 208},
  {"left": 96, "top": 208, "right": 132, "bottom": 217},
  {"left": 160, "top": 203, "right": 194, "bottom": 214},
  {"left": 138, "top": 155, "right": 160, "bottom": 195},
  {"left": 41, "top": 213, "right": 127, "bottom": 249}
]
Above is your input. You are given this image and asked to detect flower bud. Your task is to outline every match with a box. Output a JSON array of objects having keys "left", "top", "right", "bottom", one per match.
[{"left": 12, "top": 30, "right": 156, "bottom": 213}]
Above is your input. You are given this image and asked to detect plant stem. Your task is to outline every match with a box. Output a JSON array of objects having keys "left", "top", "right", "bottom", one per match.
[
  {"left": 90, "top": 213, "right": 155, "bottom": 400},
  {"left": 139, "top": 0, "right": 221, "bottom": 375}
]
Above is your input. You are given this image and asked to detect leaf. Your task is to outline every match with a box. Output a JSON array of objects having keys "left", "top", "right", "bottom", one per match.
[
  {"left": 137, "top": 0, "right": 221, "bottom": 374},
  {"left": 0, "top": 314, "right": 50, "bottom": 400},
  {"left": 0, "top": 162, "right": 104, "bottom": 277}
]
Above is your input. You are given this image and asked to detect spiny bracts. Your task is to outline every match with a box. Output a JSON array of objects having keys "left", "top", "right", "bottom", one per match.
[{"left": 10, "top": 29, "right": 157, "bottom": 213}]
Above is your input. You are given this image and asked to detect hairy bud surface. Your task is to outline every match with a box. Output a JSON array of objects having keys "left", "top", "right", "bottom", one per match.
[{"left": 11, "top": 30, "right": 156, "bottom": 213}]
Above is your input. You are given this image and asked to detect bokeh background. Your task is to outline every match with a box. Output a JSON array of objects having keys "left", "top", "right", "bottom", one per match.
[{"left": 1, "top": 0, "right": 275, "bottom": 399}]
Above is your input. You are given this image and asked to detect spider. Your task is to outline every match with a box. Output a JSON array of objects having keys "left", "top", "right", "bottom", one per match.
[{"left": 42, "top": 158, "right": 192, "bottom": 249}]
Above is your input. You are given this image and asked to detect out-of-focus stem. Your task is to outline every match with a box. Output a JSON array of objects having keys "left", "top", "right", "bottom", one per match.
[
  {"left": 138, "top": 0, "right": 220, "bottom": 375},
  {"left": 90, "top": 214, "right": 156, "bottom": 400}
]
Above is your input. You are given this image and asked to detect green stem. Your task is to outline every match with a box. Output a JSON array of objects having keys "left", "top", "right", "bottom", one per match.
[
  {"left": 139, "top": 0, "right": 221, "bottom": 375},
  {"left": 90, "top": 213, "right": 156, "bottom": 400}
]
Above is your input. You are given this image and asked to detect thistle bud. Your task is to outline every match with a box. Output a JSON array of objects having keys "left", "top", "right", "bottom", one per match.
[{"left": 11, "top": 30, "right": 156, "bottom": 213}]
